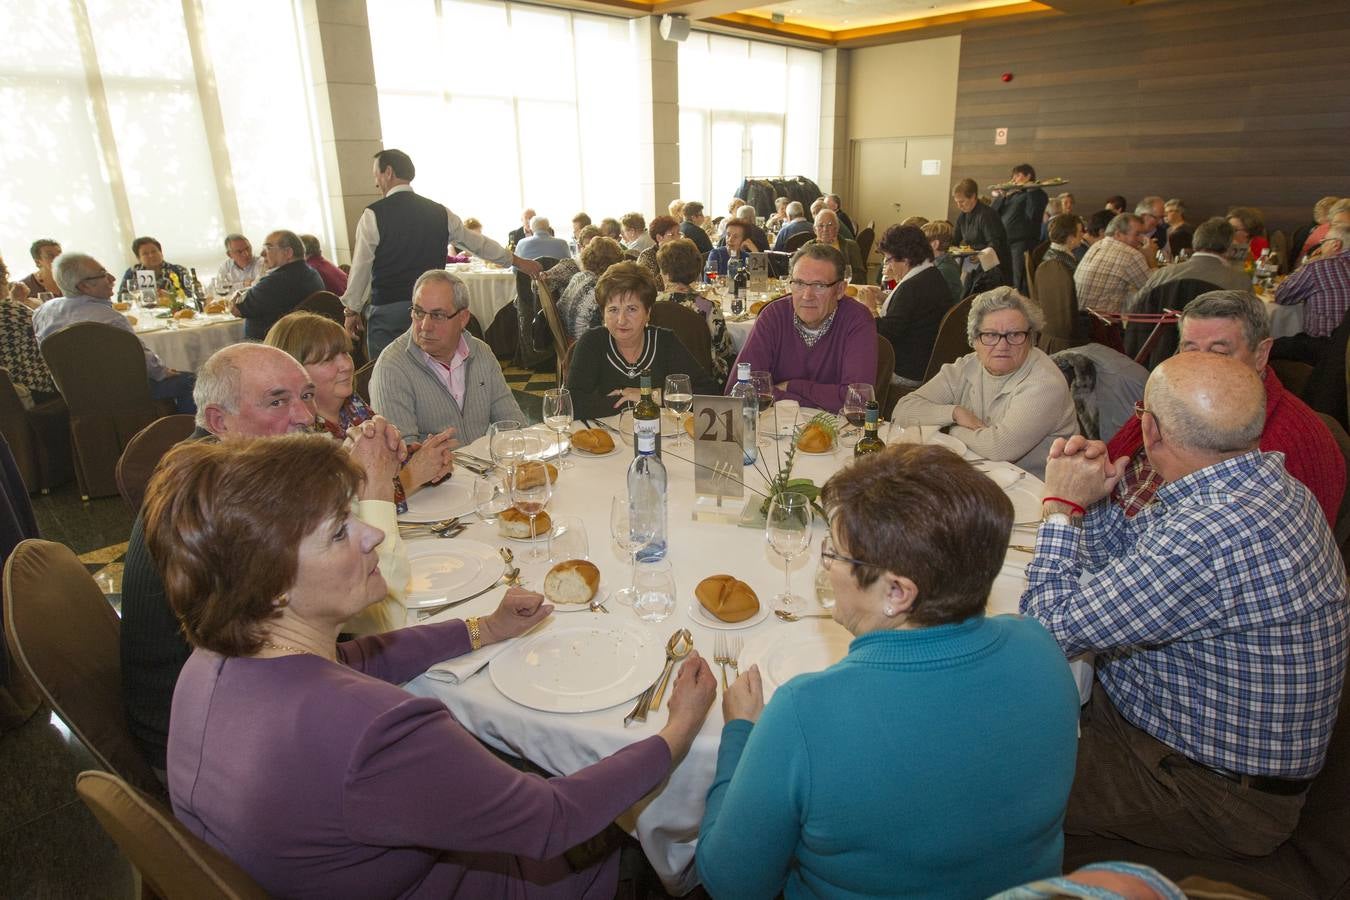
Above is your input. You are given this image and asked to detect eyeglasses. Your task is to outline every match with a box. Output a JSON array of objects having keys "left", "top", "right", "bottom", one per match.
[
  {"left": 975, "top": 330, "right": 1031, "bottom": 347},
  {"left": 789, "top": 278, "right": 842, "bottom": 293},
  {"left": 77, "top": 270, "right": 113, "bottom": 286},
  {"left": 819, "top": 534, "right": 886, "bottom": 572},
  {"left": 411, "top": 304, "right": 462, "bottom": 323},
  {"left": 1134, "top": 400, "right": 1151, "bottom": 420}
]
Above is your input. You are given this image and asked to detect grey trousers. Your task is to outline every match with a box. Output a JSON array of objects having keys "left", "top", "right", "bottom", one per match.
[
  {"left": 366, "top": 301, "right": 411, "bottom": 362},
  {"left": 1065, "top": 681, "right": 1307, "bottom": 858}
]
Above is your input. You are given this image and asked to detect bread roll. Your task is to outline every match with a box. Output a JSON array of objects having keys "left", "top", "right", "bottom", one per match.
[
  {"left": 498, "top": 507, "right": 552, "bottom": 539},
  {"left": 572, "top": 428, "right": 615, "bottom": 454},
  {"left": 513, "top": 461, "right": 558, "bottom": 489},
  {"left": 172, "top": 308, "right": 196, "bottom": 320},
  {"left": 796, "top": 423, "right": 833, "bottom": 453},
  {"left": 749, "top": 300, "right": 767, "bottom": 315},
  {"left": 113, "top": 301, "right": 131, "bottom": 311},
  {"left": 696, "top": 575, "right": 759, "bottom": 623},
  {"left": 544, "top": 560, "right": 600, "bottom": 605}
]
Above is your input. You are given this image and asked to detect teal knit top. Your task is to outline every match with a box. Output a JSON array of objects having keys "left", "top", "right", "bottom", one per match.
[{"left": 697, "top": 615, "right": 1080, "bottom": 899}]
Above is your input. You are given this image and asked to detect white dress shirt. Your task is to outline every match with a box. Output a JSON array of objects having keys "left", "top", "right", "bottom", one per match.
[
  {"left": 340, "top": 184, "right": 513, "bottom": 315},
  {"left": 212, "top": 256, "right": 264, "bottom": 293}
]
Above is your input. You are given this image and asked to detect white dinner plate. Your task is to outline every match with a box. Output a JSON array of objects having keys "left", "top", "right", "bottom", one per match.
[
  {"left": 489, "top": 620, "right": 666, "bottom": 713},
  {"left": 403, "top": 539, "right": 503, "bottom": 609},
  {"left": 925, "top": 431, "right": 968, "bottom": 458},
  {"left": 398, "top": 478, "right": 475, "bottom": 523},
  {"left": 739, "top": 618, "right": 854, "bottom": 698},
  {"left": 1005, "top": 482, "right": 1043, "bottom": 524},
  {"left": 686, "top": 601, "right": 770, "bottom": 631},
  {"left": 977, "top": 461, "right": 1027, "bottom": 490}
]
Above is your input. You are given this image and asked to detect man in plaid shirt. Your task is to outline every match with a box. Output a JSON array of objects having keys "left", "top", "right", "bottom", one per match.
[
  {"left": 1021, "top": 352, "right": 1348, "bottom": 858},
  {"left": 1274, "top": 221, "right": 1350, "bottom": 338},
  {"left": 1073, "top": 214, "right": 1151, "bottom": 314}
]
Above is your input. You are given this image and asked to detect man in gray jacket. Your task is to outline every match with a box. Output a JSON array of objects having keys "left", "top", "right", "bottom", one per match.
[
  {"left": 370, "top": 269, "right": 523, "bottom": 444},
  {"left": 1126, "top": 217, "right": 1250, "bottom": 312}
]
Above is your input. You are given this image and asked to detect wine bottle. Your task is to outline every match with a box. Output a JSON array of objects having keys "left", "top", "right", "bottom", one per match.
[
  {"left": 633, "top": 371, "right": 661, "bottom": 459},
  {"left": 854, "top": 400, "right": 885, "bottom": 457}
]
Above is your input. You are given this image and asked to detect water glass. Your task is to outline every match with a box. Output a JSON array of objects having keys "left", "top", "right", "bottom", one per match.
[
  {"left": 609, "top": 495, "right": 653, "bottom": 606},
  {"left": 664, "top": 374, "right": 692, "bottom": 449},
  {"left": 766, "top": 492, "right": 813, "bottom": 611},
  {"left": 632, "top": 559, "right": 676, "bottom": 623},
  {"left": 813, "top": 563, "right": 835, "bottom": 610},
  {"left": 542, "top": 389, "right": 574, "bottom": 469},
  {"left": 549, "top": 515, "right": 589, "bottom": 563},
  {"left": 774, "top": 399, "right": 800, "bottom": 440},
  {"left": 472, "top": 471, "right": 511, "bottom": 523},
  {"left": 488, "top": 420, "right": 523, "bottom": 467}
]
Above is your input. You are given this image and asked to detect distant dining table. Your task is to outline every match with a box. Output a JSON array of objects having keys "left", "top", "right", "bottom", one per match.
[
  {"left": 446, "top": 262, "right": 516, "bottom": 330},
  {"left": 395, "top": 416, "right": 1066, "bottom": 894},
  {"left": 132, "top": 312, "right": 246, "bottom": 372}
]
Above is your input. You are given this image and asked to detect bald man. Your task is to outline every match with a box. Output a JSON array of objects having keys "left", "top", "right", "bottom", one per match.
[
  {"left": 122, "top": 343, "right": 409, "bottom": 775},
  {"left": 1021, "top": 352, "right": 1348, "bottom": 859}
]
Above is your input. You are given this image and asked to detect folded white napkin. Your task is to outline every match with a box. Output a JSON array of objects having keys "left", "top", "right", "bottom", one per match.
[{"left": 424, "top": 640, "right": 511, "bottom": 685}]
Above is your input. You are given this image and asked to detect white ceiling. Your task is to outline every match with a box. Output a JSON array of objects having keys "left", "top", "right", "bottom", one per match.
[{"left": 737, "top": 0, "right": 1025, "bottom": 31}]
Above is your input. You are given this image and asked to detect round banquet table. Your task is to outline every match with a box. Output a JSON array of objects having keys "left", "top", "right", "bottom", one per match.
[
  {"left": 399, "top": 420, "right": 1074, "bottom": 894},
  {"left": 133, "top": 314, "right": 246, "bottom": 372},
  {"left": 1261, "top": 296, "right": 1305, "bottom": 339},
  {"left": 446, "top": 263, "right": 516, "bottom": 330}
]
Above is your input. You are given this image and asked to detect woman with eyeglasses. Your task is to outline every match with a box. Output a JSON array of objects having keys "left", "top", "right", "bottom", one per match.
[
  {"left": 696, "top": 444, "right": 1080, "bottom": 899},
  {"left": 891, "top": 287, "right": 1076, "bottom": 477}
]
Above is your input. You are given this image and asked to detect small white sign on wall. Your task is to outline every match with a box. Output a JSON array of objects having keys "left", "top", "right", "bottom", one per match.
[
  {"left": 920, "top": 159, "right": 941, "bottom": 176},
  {"left": 995, "top": 127, "right": 1008, "bottom": 145}
]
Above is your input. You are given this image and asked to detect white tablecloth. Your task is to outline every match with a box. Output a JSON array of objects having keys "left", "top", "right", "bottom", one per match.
[
  {"left": 1263, "top": 298, "right": 1305, "bottom": 339},
  {"left": 135, "top": 315, "right": 246, "bottom": 372},
  {"left": 447, "top": 265, "right": 516, "bottom": 328},
  {"left": 400, "top": 423, "right": 1052, "bottom": 894}
]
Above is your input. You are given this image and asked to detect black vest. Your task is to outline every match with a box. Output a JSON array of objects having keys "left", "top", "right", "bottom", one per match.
[{"left": 369, "top": 190, "right": 450, "bottom": 306}]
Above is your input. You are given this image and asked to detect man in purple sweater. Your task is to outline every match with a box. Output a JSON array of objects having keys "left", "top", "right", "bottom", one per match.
[{"left": 727, "top": 243, "right": 878, "bottom": 411}]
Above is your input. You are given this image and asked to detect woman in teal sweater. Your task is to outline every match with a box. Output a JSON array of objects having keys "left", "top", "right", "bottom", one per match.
[{"left": 697, "top": 445, "right": 1080, "bottom": 899}]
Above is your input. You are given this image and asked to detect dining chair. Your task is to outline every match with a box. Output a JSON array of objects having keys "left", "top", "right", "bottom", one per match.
[
  {"left": 781, "top": 231, "right": 813, "bottom": 254},
  {"left": 650, "top": 301, "right": 713, "bottom": 377},
  {"left": 920, "top": 295, "right": 974, "bottom": 383},
  {"left": 40, "top": 322, "right": 174, "bottom": 500},
  {"left": 874, "top": 334, "right": 896, "bottom": 416},
  {"left": 1034, "top": 258, "right": 1078, "bottom": 349},
  {"left": 76, "top": 770, "right": 270, "bottom": 900},
  {"left": 513, "top": 261, "right": 557, "bottom": 370},
  {"left": 115, "top": 414, "right": 198, "bottom": 512},
  {"left": 1028, "top": 239, "right": 1051, "bottom": 278},
  {"left": 0, "top": 434, "right": 42, "bottom": 735},
  {"left": 1269, "top": 229, "right": 1291, "bottom": 274},
  {"left": 535, "top": 278, "right": 572, "bottom": 384},
  {"left": 1122, "top": 278, "right": 1212, "bottom": 368},
  {"left": 855, "top": 222, "right": 875, "bottom": 265},
  {"left": 353, "top": 360, "right": 375, "bottom": 405},
  {"left": 0, "top": 367, "right": 72, "bottom": 494},
  {"left": 3, "top": 538, "right": 165, "bottom": 799}
]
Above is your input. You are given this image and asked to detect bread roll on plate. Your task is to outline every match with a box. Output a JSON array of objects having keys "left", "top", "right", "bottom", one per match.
[
  {"left": 498, "top": 507, "right": 552, "bottom": 539},
  {"left": 513, "top": 462, "right": 558, "bottom": 489},
  {"left": 572, "top": 428, "right": 615, "bottom": 454},
  {"left": 696, "top": 574, "right": 759, "bottom": 622},
  {"left": 544, "top": 559, "right": 600, "bottom": 605}
]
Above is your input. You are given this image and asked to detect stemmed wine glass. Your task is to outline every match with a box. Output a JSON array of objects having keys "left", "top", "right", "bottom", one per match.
[
  {"left": 843, "top": 264, "right": 854, "bottom": 285},
  {"left": 542, "top": 388, "right": 574, "bottom": 469},
  {"left": 510, "top": 459, "right": 554, "bottom": 562},
  {"left": 609, "top": 494, "right": 654, "bottom": 606},
  {"left": 766, "top": 492, "right": 813, "bottom": 612},
  {"left": 841, "top": 382, "right": 874, "bottom": 445},
  {"left": 663, "top": 374, "right": 692, "bottom": 449}
]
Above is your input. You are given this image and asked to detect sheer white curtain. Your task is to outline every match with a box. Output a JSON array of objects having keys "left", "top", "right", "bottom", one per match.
[
  {"left": 677, "top": 34, "right": 821, "bottom": 211},
  {"left": 0, "top": 0, "right": 328, "bottom": 281},
  {"left": 369, "top": 0, "right": 643, "bottom": 245}
]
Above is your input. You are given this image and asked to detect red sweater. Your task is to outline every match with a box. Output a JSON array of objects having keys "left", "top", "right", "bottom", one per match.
[{"left": 1106, "top": 367, "right": 1345, "bottom": 525}]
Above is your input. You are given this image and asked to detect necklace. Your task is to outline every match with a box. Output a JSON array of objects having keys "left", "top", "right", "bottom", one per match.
[
  {"left": 606, "top": 329, "right": 657, "bottom": 379},
  {"left": 261, "top": 639, "right": 313, "bottom": 656}
]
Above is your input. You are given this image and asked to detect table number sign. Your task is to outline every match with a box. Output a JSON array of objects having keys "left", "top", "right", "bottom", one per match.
[
  {"left": 691, "top": 395, "right": 745, "bottom": 524},
  {"left": 747, "top": 252, "right": 769, "bottom": 292}
]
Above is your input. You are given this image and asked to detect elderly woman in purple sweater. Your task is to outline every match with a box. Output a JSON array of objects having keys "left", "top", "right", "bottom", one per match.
[
  {"left": 726, "top": 243, "right": 877, "bottom": 411},
  {"left": 144, "top": 434, "right": 715, "bottom": 899}
]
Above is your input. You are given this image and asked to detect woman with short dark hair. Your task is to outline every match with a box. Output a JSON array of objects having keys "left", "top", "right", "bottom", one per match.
[
  {"left": 118, "top": 236, "right": 191, "bottom": 296},
  {"left": 558, "top": 236, "right": 626, "bottom": 340},
  {"left": 875, "top": 224, "right": 954, "bottom": 387},
  {"left": 566, "top": 261, "right": 719, "bottom": 419},
  {"left": 697, "top": 444, "right": 1080, "bottom": 898},
  {"left": 150, "top": 435, "right": 716, "bottom": 898},
  {"left": 656, "top": 239, "right": 736, "bottom": 381}
]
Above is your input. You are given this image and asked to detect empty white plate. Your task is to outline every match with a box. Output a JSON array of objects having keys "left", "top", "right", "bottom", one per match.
[
  {"left": 739, "top": 619, "right": 854, "bottom": 699},
  {"left": 403, "top": 539, "right": 503, "bottom": 609},
  {"left": 398, "top": 478, "right": 475, "bottom": 523},
  {"left": 489, "top": 620, "right": 666, "bottom": 713}
]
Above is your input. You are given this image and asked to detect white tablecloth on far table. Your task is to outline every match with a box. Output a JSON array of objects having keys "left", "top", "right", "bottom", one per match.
[
  {"left": 1262, "top": 298, "right": 1305, "bottom": 339},
  {"left": 399, "top": 422, "right": 1059, "bottom": 894},
  {"left": 135, "top": 315, "right": 246, "bottom": 372},
  {"left": 446, "top": 265, "right": 516, "bottom": 328}
]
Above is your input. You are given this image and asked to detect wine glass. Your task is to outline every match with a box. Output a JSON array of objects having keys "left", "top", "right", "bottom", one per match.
[
  {"left": 488, "top": 420, "right": 522, "bottom": 468},
  {"left": 548, "top": 515, "right": 589, "bottom": 563},
  {"left": 766, "top": 492, "right": 813, "bottom": 612},
  {"left": 510, "top": 460, "right": 554, "bottom": 562},
  {"left": 843, "top": 264, "right": 854, "bottom": 285},
  {"left": 841, "top": 383, "right": 873, "bottom": 444},
  {"left": 632, "top": 559, "right": 676, "bottom": 623},
  {"left": 609, "top": 494, "right": 654, "bottom": 606},
  {"left": 542, "top": 389, "right": 574, "bottom": 469},
  {"left": 663, "top": 374, "right": 692, "bottom": 449}
]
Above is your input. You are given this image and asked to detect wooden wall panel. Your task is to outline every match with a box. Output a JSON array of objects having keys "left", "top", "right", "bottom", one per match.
[{"left": 948, "top": 0, "right": 1350, "bottom": 236}]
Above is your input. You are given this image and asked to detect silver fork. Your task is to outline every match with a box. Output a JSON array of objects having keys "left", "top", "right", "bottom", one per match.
[
  {"left": 713, "top": 635, "right": 730, "bottom": 691},
  {"left": 728, "top": 636, "right": 743, "bottom": 678}
]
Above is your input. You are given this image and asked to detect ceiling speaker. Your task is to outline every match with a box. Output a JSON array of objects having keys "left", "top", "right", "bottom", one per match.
[{"left": 659, "top": 14, "right": 690, "bottom": 42}]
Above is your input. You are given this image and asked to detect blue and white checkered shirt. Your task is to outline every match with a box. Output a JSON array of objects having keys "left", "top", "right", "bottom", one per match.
[{"left": 1020, "top": 450, "right": 1348, "bottom": 778}]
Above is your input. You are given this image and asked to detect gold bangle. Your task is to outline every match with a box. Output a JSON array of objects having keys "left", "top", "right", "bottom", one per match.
[{"left": 466, "top": 616, "right": 483, "bottom": 651}]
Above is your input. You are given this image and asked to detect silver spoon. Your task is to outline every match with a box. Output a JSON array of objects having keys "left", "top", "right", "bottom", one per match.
[{"left": 774, "top": 610, "right": 834, "bottom": 622}]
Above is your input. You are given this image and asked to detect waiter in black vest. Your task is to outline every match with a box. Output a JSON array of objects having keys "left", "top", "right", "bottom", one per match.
[{"left": 342, "top": 149, "right": 542, "bottom": 360}]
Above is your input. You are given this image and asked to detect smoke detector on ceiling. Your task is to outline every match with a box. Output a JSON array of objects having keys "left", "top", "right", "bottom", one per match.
[{"left": 771, "top": 11, "right": 786, "bottom": 22}]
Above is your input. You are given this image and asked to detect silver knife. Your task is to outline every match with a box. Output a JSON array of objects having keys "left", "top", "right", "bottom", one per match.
[{"left": 416, "top": 568, "right": 519, "bottom": 619}]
